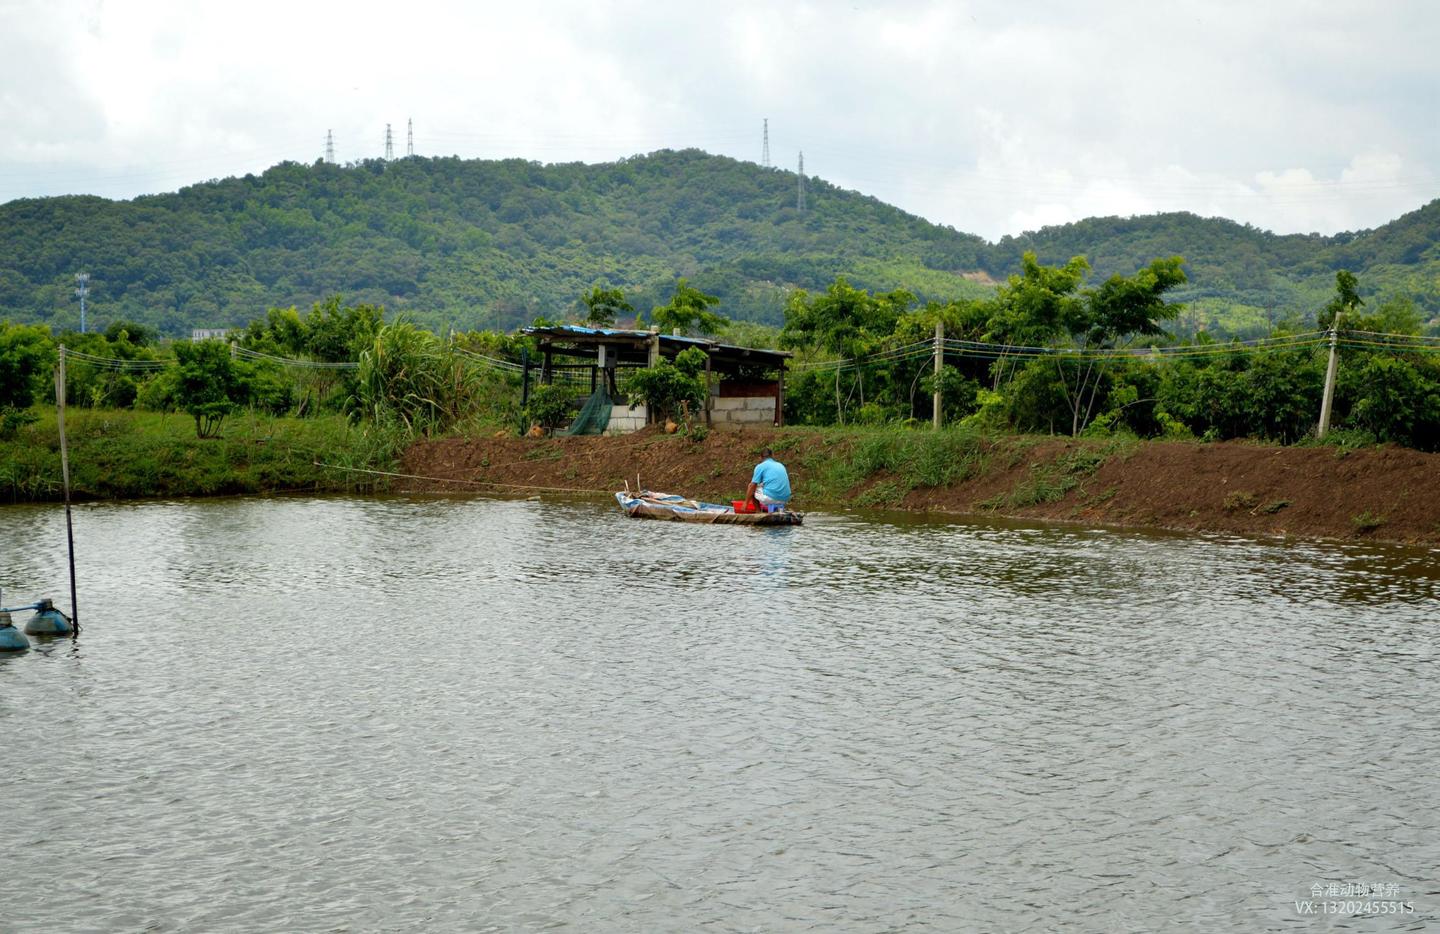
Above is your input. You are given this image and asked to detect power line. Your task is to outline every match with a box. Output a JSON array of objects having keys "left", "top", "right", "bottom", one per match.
[
  {"left": 762, "top": 118, "right": 770, "bottom": 168},
  {"left": 407, "top": 118, "right": 414, "bottom": 157},
  {"left": 232, "top": 347, "right": 360, "bottom": 369},
  {"left": 384, "top": 123, "right": 394, "bottom": 161},
  {"left": 324, "top": 130, "right": 335, "bottom": 163},
  {"left": 789, "top": 332, "right": 1350, "bottom": 373}
]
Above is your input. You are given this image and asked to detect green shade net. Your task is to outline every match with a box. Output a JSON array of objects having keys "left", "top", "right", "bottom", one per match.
[{"left": 562, "top": 386, "right": 613, "bottom": 435}]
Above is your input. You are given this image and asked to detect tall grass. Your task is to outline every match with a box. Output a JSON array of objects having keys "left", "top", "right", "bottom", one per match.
[
  {"left": 0, "top": 407, "right": 402, "bottom": 502},
  {"left": 981, "top": 441, "right": 1124, "bottom": 510},
  {"left": 801, "top": 425, "right": 991, "bottom": 505}
]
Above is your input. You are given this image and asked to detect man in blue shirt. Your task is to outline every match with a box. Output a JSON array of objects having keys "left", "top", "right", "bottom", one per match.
[{"left": 746, "top": 448, "right": 792, "bottom": 510}]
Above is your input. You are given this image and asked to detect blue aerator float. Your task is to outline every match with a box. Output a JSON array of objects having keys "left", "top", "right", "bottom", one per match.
[
  {"left": 24, "top": 599, "right": 74, "bottom": 636},
  {"left": 0, "top": 610, "right": 28, "bottom": 652},
  {"left": 0, "top": 591, "right": 74, "bottom": 650}
]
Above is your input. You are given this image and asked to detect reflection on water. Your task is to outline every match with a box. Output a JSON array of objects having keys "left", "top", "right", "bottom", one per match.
[{"left": 2, "top": 496, "right": 1437, "bottom": 932}]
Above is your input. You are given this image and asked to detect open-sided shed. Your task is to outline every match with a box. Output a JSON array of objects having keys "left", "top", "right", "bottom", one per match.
[{"left": 521, "top": 325, "right": 792, "bottom": 431}]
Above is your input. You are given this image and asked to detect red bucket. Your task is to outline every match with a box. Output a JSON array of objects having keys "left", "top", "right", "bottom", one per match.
[{"left": 731, "top": 500, "right": 756, "bottom": 513}]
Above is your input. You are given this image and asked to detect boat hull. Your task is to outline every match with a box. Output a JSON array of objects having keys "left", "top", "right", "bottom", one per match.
[{"left": 615, "top": 491, "right": 803, "bottom": 525}]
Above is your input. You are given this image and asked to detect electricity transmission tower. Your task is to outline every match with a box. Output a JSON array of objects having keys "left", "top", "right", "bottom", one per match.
[
  {"left": 325, "top": 129, "right": 334, "bottom": 163},
  {"left": 797, "top": 152, "right": 806, "bottom": 212},
  {"left": 762, "top": 118, "right": 770, "bottom": 167},
  {"left": 74, "top": 272, "right": 89, "bottom": 333},
  {"left": 384, "top": 124, "right": 394, "bottom": 160},
  {"left": 407, "top": 118, "right": 414, "bottom": 157}
]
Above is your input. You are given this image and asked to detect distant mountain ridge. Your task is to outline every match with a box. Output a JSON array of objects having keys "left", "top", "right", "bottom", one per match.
[{"left": 1, "top": 149, "right": 1436, "bottom": 337}]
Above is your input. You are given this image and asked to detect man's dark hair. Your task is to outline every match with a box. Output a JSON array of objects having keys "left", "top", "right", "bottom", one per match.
[{"left": 761, "top": 447, "right": 773, "bottom": 459}]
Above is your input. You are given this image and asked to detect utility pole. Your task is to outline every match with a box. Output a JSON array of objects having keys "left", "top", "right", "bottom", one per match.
[
  {"left": 384, "top": 123, "right": 394, "bottom": 161},
  {"left": 762, "top": 118, "right": 770, "bottom": 167},
  {"left": 74, "top": 272, "right": 89, "bottom": 334},
  {"left": 796, "top": 151, "right": 806, "bottom": 212},
  {"left": 325, "top": 129, "right": 335, "bottom": 163},
  {"left": 1317, "top": 311, "right": 1342, "bottom": 438},
  {"left": 407, "top": 118, "right": 414, "bottom": 157},
  {"left": 933, "top": 320, "right": 944, "bottom": 429}
]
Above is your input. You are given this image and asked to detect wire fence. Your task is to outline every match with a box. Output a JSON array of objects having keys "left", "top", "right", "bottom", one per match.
[
  {"left": 54, "top": 326, "right": 1440, "bottom": 379},
  {"left": 782, "top": 329, "right": 1440, "bottom": 373}
]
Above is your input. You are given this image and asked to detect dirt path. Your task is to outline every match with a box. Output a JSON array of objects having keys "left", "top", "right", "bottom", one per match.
[{"left": 401, "top": 429, "right": 1440, "bottom": 545}]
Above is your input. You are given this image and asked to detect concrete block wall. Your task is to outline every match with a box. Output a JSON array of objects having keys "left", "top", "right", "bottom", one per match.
[
  {"left": 602, "top": 397, "right": 776, "bottom": 432},
  {"left": 710, "top": 395, "right": 777, "bottom": 426},
  {"left": 605, "top": 404, "right": 648, "bottom": 435}
]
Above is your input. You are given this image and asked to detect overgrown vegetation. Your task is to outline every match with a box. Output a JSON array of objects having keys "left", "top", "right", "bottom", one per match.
[
  {"left": 795, "top": 426, "right": 994, "bottom": 506},
  {"left": 779, "top": 265, "right": 1440, "bottom": 452},
  {"left": 4, "top": 232, "right": 1440, "bottom": 505},
  {"left": 980, "top": 444, "right": 1118, "bottom": 511},
  {"left": 622, "top": 346, "right": 709, "bottom": 426},
  {"left": 0, "top": 408, "right": 398, "bottom": 502},
  {"left": 1351, "top": 510, "right": 1387, "bottom": 533},
  {"left": 4, "top": 151, "right": 1440, "bottom": 340}
]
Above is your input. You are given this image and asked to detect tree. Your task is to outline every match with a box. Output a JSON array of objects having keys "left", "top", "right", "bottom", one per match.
[
  {"left": 780, "top": 277, "right": 913, "bottom": 423},
  {"left": 305, "top": 297, "right": 383, "bottom": 362},
  {"left": 0, "top": 322, "right": 57, "bottom": 410},
  {"left": 623, "top": 354, "right": 707, "bottom": 426},
  {"left": 980, "top": 252, "right": 1090, "bottom": 407},
  {"left": 1319, "top": 270, "right": 1363, "bottom": 329},
  {"left": 984, "top": 252, "right": 1091, "bottom": 349},
  {"left": 580, "top": 284, "right": 633, "bottom": 328},
  {"left": 103, "top": 319, "right": 156, "bottom": 346},
  {"left": 623, "top": 347, "right": 709, "bottom": 428},
  {"left": 1054, "top": 256, "right": 1187, "bottom": 435},
  {"left": 982, "top": 253, "right": 1186, "bottom": 435},
  {"left": 1351, "top": 294, "right": 1423, "bottom": 335},
  {"left": 172, "top": 339, "right": 257, "bottom": 438},
  {"left": 524, "top": 383, "right": 579, "bottom": 432},
  {"left": 0, "top": 322, "right": 56, "bottom": 437},
  {"left": 1082, "top": 257, "right": 1187, "bottom": 345},
  {"left": 652, "top": 278, "right": 727, "bottom": 335},
  {"left": 1348, "top": 355, "right": 1440, "bottom": 449}
]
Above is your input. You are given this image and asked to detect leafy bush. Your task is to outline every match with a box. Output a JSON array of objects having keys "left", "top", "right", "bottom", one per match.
[
  {"left": 623, "top": 360, "right": 706, "bottom": 423},
  {"left": 0, "top": 322, "right": 57, "bottom": 410},
  {"left": 921, "top": 365, "right": 982, "bottom": 423},
  {"left": 0, "top": 406, "right": 38, "bottom": 440},
  {"left": 1346, "top": 355, "right": 1440, "bottom": 450},
  {"left": 524, "top": 383, "right": 578, "bottom": 432},
  {"left": 171, "top": 340, "right": 260, "bottom": 438}
]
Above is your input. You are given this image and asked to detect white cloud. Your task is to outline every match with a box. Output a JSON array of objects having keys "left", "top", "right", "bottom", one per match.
[{"left": 0, "top": 0, "right": 1436, "bottom": 241}]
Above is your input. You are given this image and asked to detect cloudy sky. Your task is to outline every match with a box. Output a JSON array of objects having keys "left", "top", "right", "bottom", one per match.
[{"left": 2, "top": 0, "right": 1436, "bottom": 241}]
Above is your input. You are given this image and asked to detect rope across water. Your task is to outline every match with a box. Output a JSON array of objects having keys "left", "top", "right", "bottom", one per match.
[{"left": 314, "top": 461, "right": 617, "bottom": 495}]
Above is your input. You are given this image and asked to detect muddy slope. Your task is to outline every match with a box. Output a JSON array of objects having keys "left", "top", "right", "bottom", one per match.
[{"left": 401, "top": 430, "right": 1440, "bottom": 544}]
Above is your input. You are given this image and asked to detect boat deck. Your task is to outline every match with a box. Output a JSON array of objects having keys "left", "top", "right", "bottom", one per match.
[{"left": 615, "top": 491, "right": 803, "bottom": 525}]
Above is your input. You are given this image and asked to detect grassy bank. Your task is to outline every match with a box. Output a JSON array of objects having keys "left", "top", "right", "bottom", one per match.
[
  {"left": 7, "top": 410, "right": 1438, "bottom": 545},
  {"left": 0, "top": 408, "right": 401, "bottom": 502},
  {"left": 765, "top": 426, "right": 1135, "bottom": 510},
  {"left": 402, "top": 426, "right": 1440, "bottom": 543}
]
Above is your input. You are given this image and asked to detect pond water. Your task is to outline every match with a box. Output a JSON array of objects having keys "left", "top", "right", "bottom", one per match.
[{"left": 2, "top": 496, "right": 1437, "bottom": 932}]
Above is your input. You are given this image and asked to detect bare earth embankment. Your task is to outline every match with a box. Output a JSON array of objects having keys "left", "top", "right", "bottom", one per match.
[{"left": 401, "top": 429, "right": 1440, "bottom": 545}]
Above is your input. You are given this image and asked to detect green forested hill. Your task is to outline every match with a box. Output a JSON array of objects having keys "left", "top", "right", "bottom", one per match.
[
  {"left": 1, "top": 148, "right": 1437, "bottom": 337},
  {"left": 986, "top": 206, "right": 1440, "bottom": 334}
]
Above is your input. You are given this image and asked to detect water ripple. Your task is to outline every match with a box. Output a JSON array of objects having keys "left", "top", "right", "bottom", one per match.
[{"left": 1, "top": 496, "right": 1436, "bottom": 932}]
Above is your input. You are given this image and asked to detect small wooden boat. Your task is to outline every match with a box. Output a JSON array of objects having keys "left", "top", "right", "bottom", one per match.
[{"left": 615, "top": 490, "right": 804, "bottom": 525}]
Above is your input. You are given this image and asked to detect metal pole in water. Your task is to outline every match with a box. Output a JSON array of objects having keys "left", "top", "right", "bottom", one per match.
[{"left": 55, "top": 346, "right": 79, "bottom": 632}]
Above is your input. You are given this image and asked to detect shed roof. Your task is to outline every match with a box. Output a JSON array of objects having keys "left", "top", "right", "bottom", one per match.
[{"left": 522, "top": 325, "right": 791, "bottom": 370}]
